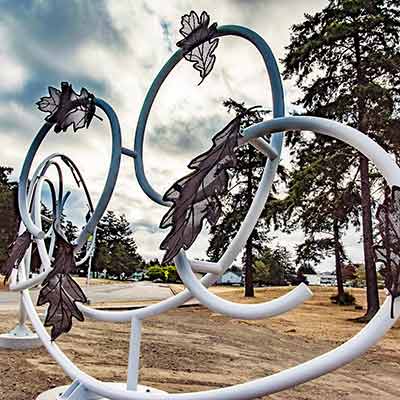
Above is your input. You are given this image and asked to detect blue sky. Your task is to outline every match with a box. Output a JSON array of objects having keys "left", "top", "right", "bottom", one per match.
[{"left": 0, "top": 0, "right": 364, "bottom": 270}]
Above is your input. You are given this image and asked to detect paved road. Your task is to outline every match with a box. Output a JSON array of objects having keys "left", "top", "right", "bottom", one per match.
[
  {"left": 85, "top": 281, "right": 175, "bottom": 304},
  {"left": 0, "top": 281, "right": 175, "bottom": 311}
]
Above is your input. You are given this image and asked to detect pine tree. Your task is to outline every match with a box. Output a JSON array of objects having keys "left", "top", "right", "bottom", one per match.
[
  {"left": 207, "top": 99, "right": 283, "bottom": 297},
  {"left": 0, "top": 167, "right": 18, "bottom": 266},
  {"left": 282, "top": 0, "right": 400, "bottom": 319},
  {"left": 93, "top": 211, "right": 143, "bottom": 278},
  {"left": 254, "top": 246, "right": 295, "bottom": 286},
  {"left": 276, "top": 135, "right": 360, "bottom": 302},
  {"left": 60, "top": 214, "right": 79, "bottom": 243}
]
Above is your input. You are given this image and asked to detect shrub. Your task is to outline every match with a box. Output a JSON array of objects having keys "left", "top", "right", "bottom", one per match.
[
  {"left": 147, "top": 266, "right": 164, "bottom": 281},
  {"left": 164, "top": 265, "right": 178, "bottom": 283},
  {"left": 330, "top": 291, "right": 356, "bottom": 306},
  {"left": 146, "top": 265, "right": 179, "bottom": 283}
]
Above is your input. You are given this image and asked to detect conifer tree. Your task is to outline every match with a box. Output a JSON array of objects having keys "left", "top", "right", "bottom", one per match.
[
  {"left": 282, "top": 0, "right": 400, "bottom": 319},
  {"left": 0, "top": 167, "right": 18, "bottom": 266},
  {"left": 207, "top": 99, "right": 287, "bottom": 297},
  {"left": 93, "top": 211, "right": 143, "bottom": 278}
]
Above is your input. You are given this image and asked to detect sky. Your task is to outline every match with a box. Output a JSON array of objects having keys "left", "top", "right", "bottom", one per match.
[{"left": 0, "top": 0, "right": 365, "bottom": 271}]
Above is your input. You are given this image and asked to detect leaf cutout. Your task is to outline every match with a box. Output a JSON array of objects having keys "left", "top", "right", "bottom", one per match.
[
  {"left": 36, "top": 82, "right": 99, "bottom": 133},
  {"left": 374, "top": 186, "right": 400, "bottom": 317},
  {"left": 159, "top": 114, "right": 244, "bottom": 264},
  {"left": 0, "top": 231, "right": 32, "bottom": 283},
  {"left": 37, "top": 230, "right": 87, "bottom": 340},
  {"left": 176, "top": 10, "right": 219, "bottom": 85}
]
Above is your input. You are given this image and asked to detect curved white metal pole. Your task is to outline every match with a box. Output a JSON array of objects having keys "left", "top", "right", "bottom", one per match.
[
  {"left": 21, "top": 287, "right": 400, "bottom": 400},
  {"left": 33, "top": 178, "right": 52, "bottom": 274},
  {"left": 243, "top": 116, "right": 400, "bottom": 187},
  {"left": 11, "top": 157, "right": 96, "bottom": 291},
  {"left": 190, "top": 260, "right": 223, "bottom": 274},
  {"left": 76, "top": 230, "right": 96, "bottom": 267},
  {"left": 10, "top": 178, "right": 52, "bottom": 291},
  {"left": 176, "top": 252, "right": 312, "bottom": 319},
  {"left": 18, "top": 99, "right": 121, "bottom": 246},
  {"left": 25, "top": 153, "right": 63, "bottom": 214}
]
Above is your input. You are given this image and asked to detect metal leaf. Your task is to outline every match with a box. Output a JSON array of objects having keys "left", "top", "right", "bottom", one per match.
[
  {"left": 159, "top": 114, "right": 243, "bottom": 264},
  {"left": 29, "top": 242, "right": 42, "bottom": 274},
  {"left": 176, "top": 11, "right": 219, "bottom": 85},
  {"left": 37, "top": 230, "right": 87, "bottom": 340},
  {"left": 36, "top": 82, "right": 98, "bottom": 133},
  {"left": 0, "top": 231, "right": 31, "bottom": 283}
]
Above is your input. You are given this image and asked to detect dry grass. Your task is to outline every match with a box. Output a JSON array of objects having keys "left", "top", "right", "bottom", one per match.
[{"left": 0, "top": 286, "right": 400, "bottom": 399}]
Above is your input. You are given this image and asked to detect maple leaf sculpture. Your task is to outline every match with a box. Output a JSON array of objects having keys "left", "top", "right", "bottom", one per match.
[
  {"left": 0, "top": 231, "right": 32, "bottom": 283},
  {"left": 176, "top": 10, "right": 219, "bottom": 85},
  {"left": 36, "top": 82, "right": 100, "bottom": 133},
  {"left": 37, "top": 229, "right": 87, "bottom": 341},
  {"left": 159, "top": 113, "right": 250, "bottom": 264},
  {"left": 374, "top": 186, "right": 400, "bottom": 317}
]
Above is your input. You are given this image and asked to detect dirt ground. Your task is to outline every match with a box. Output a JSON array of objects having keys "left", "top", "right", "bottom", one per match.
[{"left": 1, "top": 285, "right": 400, "bottom": 399}]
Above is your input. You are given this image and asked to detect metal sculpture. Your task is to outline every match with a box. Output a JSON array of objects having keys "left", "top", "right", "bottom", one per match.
[{"left": 2, "top": 10, "right": 400, "bottom": 400}]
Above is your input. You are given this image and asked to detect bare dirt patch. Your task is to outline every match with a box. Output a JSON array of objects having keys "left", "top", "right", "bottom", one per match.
[{"left": 0, "top": 286, "right": 400, "bottom": 399}]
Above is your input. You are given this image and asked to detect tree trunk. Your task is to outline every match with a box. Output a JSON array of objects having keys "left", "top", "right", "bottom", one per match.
[
  {"left": 354, "top": 31, "right": 379, "bottom": 320},
  {"left": 244, "top": 145, "right": 255, "bottom": 297},
  {"left": 333, "top": 218, "right": 345, "bottom": 300},
  {"left": 359, "top": 154, "right": 380, "bottom": 319},
  {"left": 244, "top": 235, "right": 254, "bottom": 297}
]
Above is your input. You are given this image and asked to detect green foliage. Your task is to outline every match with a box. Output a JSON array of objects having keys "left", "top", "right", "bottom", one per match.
[
  {"left": 253, "top": 246, "right": 295, "bottom": 286},
  {"left": 284, "top": 0, "right": 400, "bottom": 138},
  {"left": 93, "top": 211, "right": 143, "bottom": 278},
  {"left": 40, "top": 204, "right": 53, "bottom": 233},
  {"left": 146, "top": 266, "right": 164, "bottom": 281},
  {"left": 282, "top": 0, "right": 400, "bottom": 220},
  {"left": 354, "top": 264, "right": 366, "bottom": 287},
  {"left": 207, "top": 99, "right": 289, "bottom": 296},
  {"left": 62, "top": 218, "right": 79, "bottom": 243},
  {"left": 146, "top": 264, "right": 179, "bottom": 283},
  {"left": 297, "top": 264, "right": 317, "bottom": 275},
  {"left": 330, "top": 291, "right": 356, "bottom": 306},
  {"left": 273, "top": 142, "right": 359, "bottom": 270},
  {"left": 0, "top": 167, "right": 18, "bottom": 266},
  {"left": 164, "top": 265, "right": 178, "bottom": 282},
  {"left": 281, "top": 0, "right": 400, "bottom": 313}
]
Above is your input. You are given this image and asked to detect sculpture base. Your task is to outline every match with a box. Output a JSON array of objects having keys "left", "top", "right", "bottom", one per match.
[
  {"left": 37, "top": 383, "right": 167, "bottom": 399},
  {"left": 0, "top": 324, "right": 42, "bottom": 349}
]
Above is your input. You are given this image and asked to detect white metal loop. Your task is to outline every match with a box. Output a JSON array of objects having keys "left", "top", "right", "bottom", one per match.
[
  {"left": 10, "top": 155, "right": 96, "bottom": 291},
  {"left": 176, "top": 251, "right": 312, "bottom": 320}
]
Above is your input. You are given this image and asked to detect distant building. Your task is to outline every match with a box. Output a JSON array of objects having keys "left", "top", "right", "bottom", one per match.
[
  {"left": 300, "top": 272, "right": 338, "bottom": 286},
  {"left": 320, "top": 272, "right": 337, "bottom": 286},
  {"left": 304, "top": 274, "right": 321, "bottom": 285},
  {"left": 217, "top": 269, "right": 242, "bottom": 285}
]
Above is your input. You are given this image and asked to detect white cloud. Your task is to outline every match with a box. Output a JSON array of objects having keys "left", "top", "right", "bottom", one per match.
[
  {"left": 0, "top": 27, "right": 29, "bottom": 92},
  {"left": 2, "top": 0, "right": 362, "bottom": 272}
]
